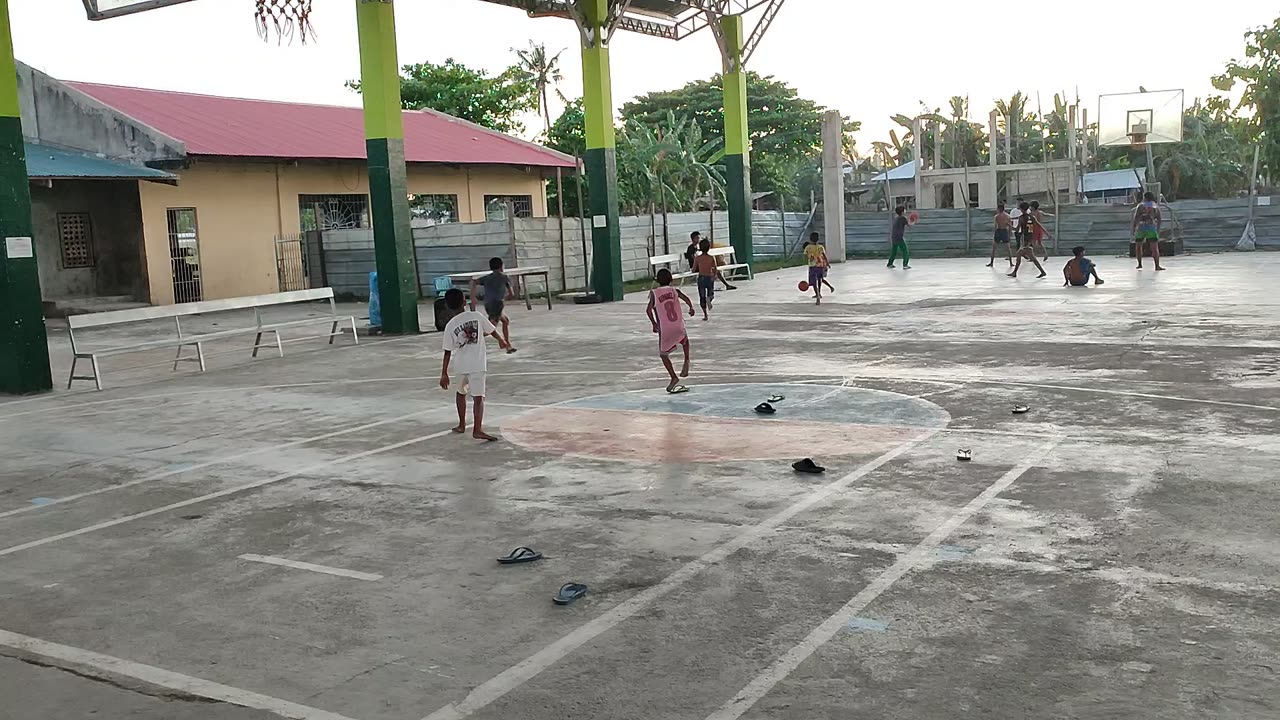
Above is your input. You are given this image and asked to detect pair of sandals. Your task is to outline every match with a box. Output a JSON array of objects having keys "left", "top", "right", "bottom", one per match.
[
  {"left": 496, "top": 547, "right": 589, "bottom": 606},
  {"left": 755, "top": 394, "right": 785, "bottom": 414}
]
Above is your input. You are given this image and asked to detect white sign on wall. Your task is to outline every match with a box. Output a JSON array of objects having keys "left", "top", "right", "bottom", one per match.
[
  {"left": 1257, "top": 196, "right": 1271, "bottom": 206},
  {"left": 592, "top": 215, "right": 608, "bottom": 228},
  {"left": 5, "top": 237, "right": 33, "bottom": 259}
]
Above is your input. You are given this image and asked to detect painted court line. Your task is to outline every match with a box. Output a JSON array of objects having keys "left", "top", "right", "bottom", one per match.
[
  {"left": 238, "top": 554, "right": 383, "bottom": 582},
  {"left": 0, "top": 628, "right": 359, "bottom": 720},
  {"left": 0, "top": 428, "right": 456, "bottom": 559},
  {"left": 705, "top": 437, "right": 1063, "bottom": 720},
  {"left": 421, "top": 430, "right": 940, "bottom": 720},
  {"left": 0, "top": 407, "right": 449, "bottom": 520}
]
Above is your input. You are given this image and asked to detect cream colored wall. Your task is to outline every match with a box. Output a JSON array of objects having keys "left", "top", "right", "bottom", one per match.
[{"left": 137, "top": 158, "right": 550, "bottom": 304}]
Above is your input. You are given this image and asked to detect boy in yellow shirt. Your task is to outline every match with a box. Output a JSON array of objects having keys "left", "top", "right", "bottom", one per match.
[{"left": 803, "top": 233, "right": 829, "bottom": 305}]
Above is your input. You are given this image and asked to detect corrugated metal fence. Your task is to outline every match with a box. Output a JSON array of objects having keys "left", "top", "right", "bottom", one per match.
[
  {"left": 828, "top": 197, "right": 1280, "bottom": 258},
  {"left": 317, "top": 211, "right": 812, "bottom": 298}
]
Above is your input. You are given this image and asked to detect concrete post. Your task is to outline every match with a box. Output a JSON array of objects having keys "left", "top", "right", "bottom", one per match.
[
  {"left": 0, "top": 0, "right": 53, "bottom": 394},
  {"left": 356, "top": 0, "right": 419, "bottom": 333},
  {"left": 719, "top": 15, "right": 753, "bottom": 265},
  {"left": 933, "top": 120, "right": 943, "bottom": 171},
  {"left": 912, "top": 117, "right": 923, "bottom": 209},
  {"left": 820, "top": 110, "right": 845, "bottom": 262},
  {"left": 579, "top": 0, "right": 623, "bottom": 301},
  {"left": 988, "top": 110, "right": 999, "bottom": 204},
  {"left": 1068, "top": 105, "right": 1079, "bottom": 204}
]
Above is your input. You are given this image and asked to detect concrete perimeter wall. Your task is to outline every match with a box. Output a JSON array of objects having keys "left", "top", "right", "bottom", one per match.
[
  {"left": 319, "top": 211, "right": 811, "bottom": 298},
  {"left": 821, "top": 197, "right": 1280, "bottom": 258}
]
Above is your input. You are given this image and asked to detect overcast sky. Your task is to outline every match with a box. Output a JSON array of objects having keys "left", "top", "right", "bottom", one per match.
[{"left": 11, "top": 1, "right": 1276, "bottom": 155}]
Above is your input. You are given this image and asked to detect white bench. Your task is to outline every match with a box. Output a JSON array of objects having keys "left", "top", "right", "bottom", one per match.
[
  {"left": 707, "top": 246, "right": 753, "bottom": 281},
  {"left": 648, "top": 253, "right": 696, "bottom": 284},
  {"left": 649, "top": 247, "right": 753, "bottom": 285},
  {"left": 66, "top": 288, "right": 358, "bottom": 390},
  {"left": 447, "top": 266, "right": 552, "bottom": 311}
]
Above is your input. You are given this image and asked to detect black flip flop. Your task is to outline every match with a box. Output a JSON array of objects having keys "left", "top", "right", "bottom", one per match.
[
  {"left": 1012, "top": 405, "right": 1030, "bottom": 415},
  {"left": 553, "top": 582, "right": 588, "bottom": 605},
  {"left": 755, "top": 402, "right": 776, "bottom": 415},
  {"left": 497, "top": 546, "right": 543, "bottom": 565},
  {"left": 767, "top": 394, "right": 785, "bottom": 403},
  {"left": 956, "top": 449, "right": 973, "bottom": 462},
  {"left": 792, "top": 458, "right": 826, "bottom": 474}
]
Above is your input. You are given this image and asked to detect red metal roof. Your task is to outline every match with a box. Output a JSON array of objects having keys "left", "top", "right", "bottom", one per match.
[{"left": 67, "top": 81, "right": 577, "bottom": 169}]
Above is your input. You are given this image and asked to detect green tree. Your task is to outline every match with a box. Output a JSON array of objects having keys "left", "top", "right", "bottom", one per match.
[
  {"left": 620, "top": 72, "right": 855, "bottom": 205},
  {"left": 513, "top": 41, "right": 566, "bottom": 136},
  {"left": 545, "top": 99, "right": 585, "bottom": 215},
  {"left": 346, "top": 58, "right": 537, "bottom": 134},
  {"left": 1212, "top": 16, "right": 1280, "bottom": 180}
]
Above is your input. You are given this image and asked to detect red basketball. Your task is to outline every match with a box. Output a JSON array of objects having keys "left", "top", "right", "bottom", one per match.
[
  {"left": 798, "top": 280, "right": 810, "bottom": 292},
  {"left": 907, "top": 211, "right": 920, "bottom": 226}
]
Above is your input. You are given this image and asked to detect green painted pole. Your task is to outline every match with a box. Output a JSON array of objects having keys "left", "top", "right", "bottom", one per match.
[
  {"left": 579, "top": 0, "right": 623, "bottom": 301},
  {"left": 0, "top": 0, "right": 52, "bottom": 395},
  {"left": 720, "top": 14, "right": 753, "bottom": 264},
  {"left": 356, "top": 0, "right": 418, "bottom": 333}
]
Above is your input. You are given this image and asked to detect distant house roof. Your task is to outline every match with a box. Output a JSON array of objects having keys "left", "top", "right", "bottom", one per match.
[
  {"left": 66, "top": 82, "right": 577, "bottom": 169},
  {"left": 25, "top": 142, "right": 176, "bottom": 182},
  {"left": 1081, "top": 167, "right": 1147, "bottom": 193},
  {"left": 867, "top": 160, "right": 918, "bottom": 182}
]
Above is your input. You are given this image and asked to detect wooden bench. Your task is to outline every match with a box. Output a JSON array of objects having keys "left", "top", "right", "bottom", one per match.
[
  {"left": 447, "top": 266, "right": 553, "bottom": 311},
  {"left": 66, "top": 288, "right": 358, "bottom": 390}
]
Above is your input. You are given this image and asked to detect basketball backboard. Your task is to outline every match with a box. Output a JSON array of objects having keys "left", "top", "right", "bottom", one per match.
[
  {"left": 1098, "top": 89, "right": 1184, "bottom": 147},
  {"left": 82, "top": 0, "right": 198, "bottom": 20}
]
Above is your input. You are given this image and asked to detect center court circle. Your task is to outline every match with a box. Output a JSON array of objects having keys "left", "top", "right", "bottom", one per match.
[{"left": 502, "top": 383, "right": 951, "bottom": 463}]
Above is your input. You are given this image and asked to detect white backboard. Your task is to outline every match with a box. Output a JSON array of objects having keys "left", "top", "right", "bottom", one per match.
[
  {"left": 83, "top": 0, "right": 198, "bottom": 20},
  {"left": 1098, "top": 89, "right": 1184, "bottom": 147}
]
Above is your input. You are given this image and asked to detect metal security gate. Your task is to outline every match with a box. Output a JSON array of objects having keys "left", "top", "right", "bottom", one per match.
[
  {"left": 166, "top": 208, "right": 203, "bottom": 303},
  {"left": 274, "top": 233, "right": 310, "bottom": 292}
]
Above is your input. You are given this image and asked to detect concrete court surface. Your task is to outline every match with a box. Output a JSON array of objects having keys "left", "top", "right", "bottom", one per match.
[{"left": 1, "top": 253, "right": 1278, "bottom": 720}]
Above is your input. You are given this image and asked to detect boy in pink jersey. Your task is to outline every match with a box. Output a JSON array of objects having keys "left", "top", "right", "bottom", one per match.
[{"left": 646, "top": 268, "right": 695, "bottom": 393}]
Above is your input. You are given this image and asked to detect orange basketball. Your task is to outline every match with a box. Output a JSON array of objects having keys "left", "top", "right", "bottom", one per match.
[{"left": 798, "top": 280, "right": 810, "bottom": 292}]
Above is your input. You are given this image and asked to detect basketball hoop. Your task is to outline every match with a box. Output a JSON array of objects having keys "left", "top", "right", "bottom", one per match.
[
  {"left": 1127, "top": 132, "right": 1148, "bottom": 149},
  {"left": 255, "top": 0, "right": 315, "bottom": 44}
]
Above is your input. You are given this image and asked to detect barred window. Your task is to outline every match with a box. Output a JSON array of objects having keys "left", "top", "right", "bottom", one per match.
[
  {"left": 58, "top": 213, "right": 94, "bottom": 268},
  {"left": 410, "top": 194, "right": 460, "bottom": 225},
  {"left": 484, "top": 195, "right": 533, "bottom": 221}
]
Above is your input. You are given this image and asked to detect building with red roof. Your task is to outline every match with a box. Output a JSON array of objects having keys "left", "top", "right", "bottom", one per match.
[{"left": 19, "top": 62, "right": 575, "bottom": 306}]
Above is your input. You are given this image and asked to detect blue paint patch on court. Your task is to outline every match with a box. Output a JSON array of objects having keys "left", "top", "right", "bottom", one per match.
[
  {"left": 560, "top": 383, "right": 951, "bottom": 428},
  {"left": 935, "top": 544, "right": 972, "bottom": 561},
  {"left": 30, "top": 497, "right": 56, "bottom": 506},
  {"left": 846, "top": 617, "right": 890, "bottom": 633}
]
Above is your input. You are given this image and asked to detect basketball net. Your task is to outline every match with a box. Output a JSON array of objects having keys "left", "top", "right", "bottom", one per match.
[{"left": 255, "top": 0, "right": 315, "bottom": 44}]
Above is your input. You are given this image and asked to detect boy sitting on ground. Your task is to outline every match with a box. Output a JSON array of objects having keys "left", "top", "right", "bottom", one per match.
[{"left": 1063, "top": 245, "right": 1104, "bottom": 287}]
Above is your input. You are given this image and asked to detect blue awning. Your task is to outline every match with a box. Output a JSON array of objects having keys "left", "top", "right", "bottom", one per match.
[{"left": 25, "top": 143, "right": 177, "bottom": 182}]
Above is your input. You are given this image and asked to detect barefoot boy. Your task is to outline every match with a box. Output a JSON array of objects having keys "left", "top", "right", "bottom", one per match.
[
  {"left": 692, "top": 238, "right": 732, "bottom": 321},
  {"left": 987, "top": 201, "right": 1014, "bottom": 267},
  {"left": 1063, "top": 245, "right": 1105, "bottom": 287},
  {"left": 1132, "top": 192, "right": 1165, "bottom": 270},
  {"left": 1008, "top": 201, "right": 1047, "bottom": 279},
  {"left": 646, "top": 268, "right": 695, "bottom": 392},
  {"left": 469, "top": 257, "right": 517, "bottom": 353},
  {"left": 440, "top": 288, "right": 509, "bottom": 441},
  {"left": 803, "top": 235, "right": 829, "bottom": 305}
]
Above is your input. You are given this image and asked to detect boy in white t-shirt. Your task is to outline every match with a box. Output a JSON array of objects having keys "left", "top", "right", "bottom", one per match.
[{"left": 440, "top": 288, "right": 508, "bottom": 441}]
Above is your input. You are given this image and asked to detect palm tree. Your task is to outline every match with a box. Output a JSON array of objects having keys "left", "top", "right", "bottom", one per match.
[{"left": 514, "top": 41, "right": 566, "bottom": 136}]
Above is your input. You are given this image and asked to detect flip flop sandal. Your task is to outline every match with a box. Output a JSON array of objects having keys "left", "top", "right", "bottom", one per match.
[
  {"left": 497, "top": 546, "right": 543, "bottom": 565},
  {"left": 754, "top": 402, "right": 777, "bottom": 415},
  {"left": 956, "top": 449, "right": 973, "bottom": 462},
  {"left": 667, "top": 384, "right": 690, "bottom": 394},
  {"left": 767, "top": 394, "right": 785, "bottom": 403},
  {"left": 1012, "top": 405, "right": 1031, "bottom": 415},
  {"left": 792, "top": 458, "right": 826, "bottom": 474},
  {"left": 553, "top": 582, "right": 589, "bottom": 606}
]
